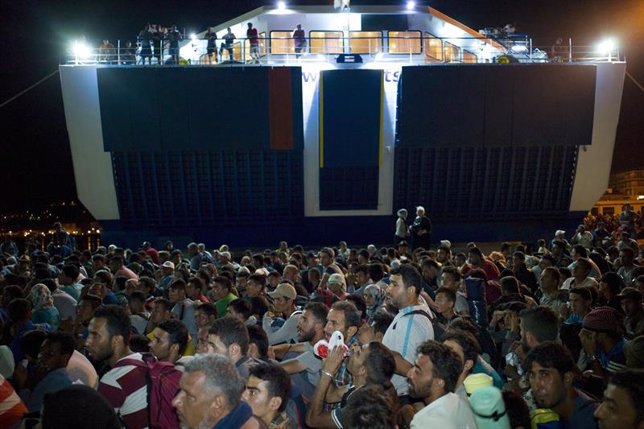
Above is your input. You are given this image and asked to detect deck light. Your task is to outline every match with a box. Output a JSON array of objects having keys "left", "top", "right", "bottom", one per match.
[
  {"left": 406, "top": 1, "right": 416, "bottom": 10},
  {"left": 277, "top": 1, "right": 286, "bottom": 10},
  {"left": 71, "top": 41, "right": 92, "bottom": 59},
  {"left": 596, "top": 38, "right": 617, "bottom": 55}
]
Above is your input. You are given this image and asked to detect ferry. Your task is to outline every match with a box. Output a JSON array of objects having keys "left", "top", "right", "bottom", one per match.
[{"left": 58, "top": 4, "right": 626, "bottom": 247}]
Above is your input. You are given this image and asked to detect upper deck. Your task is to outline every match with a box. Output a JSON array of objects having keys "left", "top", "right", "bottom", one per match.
[{"left": 63, "top": 5, "right": 622, "bottom": 67}]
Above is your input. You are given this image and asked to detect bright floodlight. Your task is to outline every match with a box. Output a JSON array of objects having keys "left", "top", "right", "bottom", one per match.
[
  {"left": 407, "top": 1, "right": 416, "bottom": 9},
  {"left": 190, "top": 33, "right": 197, "bottom": 41},
  {"left": 71, "top": 41, "right": 92, "bottom": 59},
  {"left": 277, "top": 1, "right": 286, "bottom": 9},
  {"left": 596, "top": 38, "right": 617, "bottom": 54}
]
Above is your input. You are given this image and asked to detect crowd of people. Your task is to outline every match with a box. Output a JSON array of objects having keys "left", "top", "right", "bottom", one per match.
[
  {"left": 92, "top": 21, "right": 312, "bottom": 66},
  {"left": 0, "top": 218, "right": 643, "bottom": 429}
]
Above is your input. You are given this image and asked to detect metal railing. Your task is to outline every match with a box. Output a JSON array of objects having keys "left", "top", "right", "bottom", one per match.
[{"left": 62, "top": 35, "right": 624, "bottom": 66}]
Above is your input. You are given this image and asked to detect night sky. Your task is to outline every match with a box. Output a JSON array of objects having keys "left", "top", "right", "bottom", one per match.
[{"left": 1, "top": 0, "right": 642, "bottom": 213}]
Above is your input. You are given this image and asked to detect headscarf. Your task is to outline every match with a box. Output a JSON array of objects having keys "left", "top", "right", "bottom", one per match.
[
  {"left": 30, "top": 283, "right": 53, "bottom": 310},
  {"left": 364, "top": 284, "right": 385, "bottom": 319}
]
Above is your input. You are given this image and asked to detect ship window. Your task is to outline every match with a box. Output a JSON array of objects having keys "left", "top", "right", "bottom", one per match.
[
  {"left": 443, "top": 40, "right": 459, "bottom": 63},
  {"left": 388, "top": 31, "right": 421, "bottom": 54},
  {"left": 232, "top": 41, "right": 243, "bottom": 62},
  {"left": 310, "top": 31, "right": 344, "bottom": 54},
  {"left": 349, "top": 31, "right": 382, "bottom": 54},
  {"left": 424, "top": 33, "right": 443, "bottom": 61},
  {"left": 269, "top": 31, "right": 294, "bottom": 54},
  {"left": 463, "top": 50, "right": 477, "bottom": 63}
]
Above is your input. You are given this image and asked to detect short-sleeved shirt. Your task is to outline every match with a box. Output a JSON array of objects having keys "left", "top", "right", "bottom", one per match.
[
  {"left": 98, "top": 353, "right": 149, "bottom": 429},
  {"left": 247, "top": 28, "right": 259, "bottom": 46},
  {"left": 382, "top": 304, "right": 434, "bottom": 395}
]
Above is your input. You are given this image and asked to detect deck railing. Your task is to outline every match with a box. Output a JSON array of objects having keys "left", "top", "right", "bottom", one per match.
[{"left": 62, "top": 35, "right": 623, "bottom": 66}]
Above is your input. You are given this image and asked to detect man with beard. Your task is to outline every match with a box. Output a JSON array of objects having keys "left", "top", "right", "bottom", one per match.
[
  {"left": 526, "top": 342, "right": 598, "bottom": 428},
  {"left": 505, "top": 306, "right": 559, "bottom": 397},
  {"left": 306, "top": 342, "right": 398, "bottom": 428},
  {"left": 278, "top": 302, "right": 328, "bottom": 401},
  {"left": 406, "top": 340, "right": 476, "bottom": 428},
  {"left": 86, "top": 305, "right": 155, "bottom": 429},
  {"left": 382, "top": 265, "right": 434, "bottom": 397}
]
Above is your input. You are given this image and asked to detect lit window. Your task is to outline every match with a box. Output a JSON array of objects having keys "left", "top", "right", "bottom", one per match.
[
  {"left": 349, "top": 31, "right": 382, "bottom": 54},
  {"left": 269, "top": 31, "right": 294, "bottom": 54},
  {"left": 388, "top": 31, "right": 421, "bottom": 54},
  {"left": 424, "top": 33, "right": 443, "bottom": 61},
  {"left": 310, "top": 31, "right": 343, "bottom": 54}
]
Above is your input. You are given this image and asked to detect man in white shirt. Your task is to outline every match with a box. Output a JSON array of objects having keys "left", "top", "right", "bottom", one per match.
[
  {"left": 561, "top": 258, "right": 598, "bottom": 291},
  {"left": 382, "top": 265, "right": 434, "bottom": 396},
  {"left": 407, "top": 340, "right": 477, "bottom": 429}
]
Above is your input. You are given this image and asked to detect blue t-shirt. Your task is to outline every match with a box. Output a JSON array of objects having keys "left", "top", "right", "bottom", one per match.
[{"left": 565, "top": 390, "right": 598, "bottom": 429}]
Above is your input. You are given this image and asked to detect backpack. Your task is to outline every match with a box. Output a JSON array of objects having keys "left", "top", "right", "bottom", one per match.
[
  {"left": 120, "top": 353, "right": 182, "bottom": 429},
  {"left": 392, "top": 308, "right": 445, "bottom": 341}
]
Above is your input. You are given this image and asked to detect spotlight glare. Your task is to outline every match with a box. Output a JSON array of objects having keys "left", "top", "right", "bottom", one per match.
[
  {"left": 407, "top": 1, "right": 416, "bottom": 10},
  {"left": 190, "top": 33, "right": 197, "bottom": 41},
  {"left": 71, "top": 41, "right": 92, "bottom": 59},
  {"left": 596, "top": 38, "right": 617, "bottom": 54},
  {"left": 277, "top": 1, "right": 286, "bottom": 10}
]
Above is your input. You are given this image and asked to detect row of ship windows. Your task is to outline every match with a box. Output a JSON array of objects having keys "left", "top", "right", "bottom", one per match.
[{"left": 223, "top": 30, "right": 476, "bottom": 63}]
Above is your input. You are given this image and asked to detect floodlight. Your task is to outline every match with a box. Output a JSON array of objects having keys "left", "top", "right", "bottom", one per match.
[
  {"left": 190, "top": 33, "right": 197, "bottom": 41},
  {"left": 596, "top": 38, "right": 617, "bottom": 54},
  {"left": 406, "top": 1, "right": 416, "bottom": 10},
  {"left": 71, "top": 41, "right": 92, "bottom": 59},
  {"left": 277, "top": 1, "right": 286, "bottom": 9}
]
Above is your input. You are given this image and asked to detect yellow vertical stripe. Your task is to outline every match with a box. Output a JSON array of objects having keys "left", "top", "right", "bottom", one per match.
[
  {"left": 378, "top": 70, "right": 384, "bottom": 167},
  {"left": 319, "top": 73, "right": 324, "bottom": 169}
]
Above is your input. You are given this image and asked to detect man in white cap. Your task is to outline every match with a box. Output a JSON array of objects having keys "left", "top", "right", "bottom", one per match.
[
  {"left": 159, "top": 261, "right": 175, "bottom": 291},
  {"left": 263, "top": 283, "right": 301, "bottom": 345}
]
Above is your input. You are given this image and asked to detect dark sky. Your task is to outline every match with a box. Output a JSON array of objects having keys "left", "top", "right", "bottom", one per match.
[{"left": 0, "top": 0, "right": 642, "bottom": 213}]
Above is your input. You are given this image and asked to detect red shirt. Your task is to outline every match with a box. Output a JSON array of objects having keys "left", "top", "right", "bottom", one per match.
[{"left": 247, "top": 28, "right": 259, "bottom": 46}]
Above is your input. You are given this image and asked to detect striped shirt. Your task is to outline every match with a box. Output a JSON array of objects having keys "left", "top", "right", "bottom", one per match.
[
  {"left": 0, "top": 374, "right": 27, "bottom": 428},
  {"left": 98, "top": 353, "right": 149, "bottom": 429}
]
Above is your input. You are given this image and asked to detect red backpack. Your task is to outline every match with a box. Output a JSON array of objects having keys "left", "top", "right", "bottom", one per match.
[{"left": 120, "top": 353, "right": 182, "bottom": 429}]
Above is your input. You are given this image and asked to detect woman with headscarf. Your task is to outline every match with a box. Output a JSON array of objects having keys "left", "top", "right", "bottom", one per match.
[
  {"left": 363, "top": 284, "right": 385, "bottom": 323},
  {"left": 30, "top": 284, "right": 60, "bottom": 331},
  {"left": 395, "top": 208, "right": 408, "bottom": 245}
]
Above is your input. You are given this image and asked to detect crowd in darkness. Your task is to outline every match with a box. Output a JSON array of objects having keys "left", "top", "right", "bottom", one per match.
[{"left": 0, "top": 205, "right": 642, "bottom": 429}]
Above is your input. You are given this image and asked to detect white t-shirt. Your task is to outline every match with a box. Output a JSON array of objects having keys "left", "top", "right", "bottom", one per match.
[
  {"left": 561, "top": 276, "right": 598, "bottom": 291},
  {"left": 411, "top": 392, "right": 477, "bottom": 429},
  {"left": 382, "top": 304, "right": 434, "bottom": 395}
]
